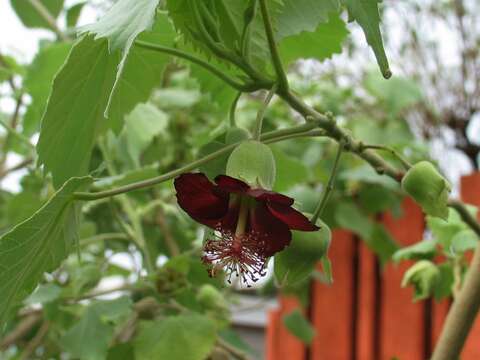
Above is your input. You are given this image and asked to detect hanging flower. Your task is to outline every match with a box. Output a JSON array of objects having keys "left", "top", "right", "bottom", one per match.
[{"left": 174, "top": 173, "right": 318, "bottom": 285}]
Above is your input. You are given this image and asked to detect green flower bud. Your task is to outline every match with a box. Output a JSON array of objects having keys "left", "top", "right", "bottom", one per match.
[
  {"left": 226, "top": 140, "right": 276, "bottom": 189},
  {"left": 196, "top": 284, "right": 227, "bottom": 310},
  {"left": 225, "top": 126, "right": 251, "bottom": 145},
  {"left": 275, "top": 219, "right": 331, "bottom": 286},
  {"left": 401, "top": 260, "right": 440, "bottom": 301},
  {"left": 401, "top": 161, "right": 451, "bottom": 220}
]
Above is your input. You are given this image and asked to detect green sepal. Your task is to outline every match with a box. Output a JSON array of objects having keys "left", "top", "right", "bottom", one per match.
[
  {"left": 274, "top": 219, "right": 331, "bottom": 286},
  {"left": 226, "top": 140, "right": 276, "bottom": 189},
  {"left": 401, "top": 260, "right": 440, "bottom": 301},
  {"left": 401, "top": 161, "right": 451, "bottom": 220}
]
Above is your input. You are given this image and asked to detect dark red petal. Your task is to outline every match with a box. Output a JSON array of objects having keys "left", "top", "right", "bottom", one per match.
[
  {"left": 247, "top": 188, "right": 294, "bottom": 205},
  {"left": 174, "top": 173, "right": 229, "bottom": 228},
  {"left": 214, "top": 175, "right": 250, "bottom": 194},
  {"left": 250, "top": 203, "right": 292, "bottom": 257},
  {"left": 219, "top": 202, "right": 240, "bottom": 234},
  {"left": 266, "top": 202, "right": 319, "bottom": 231}
]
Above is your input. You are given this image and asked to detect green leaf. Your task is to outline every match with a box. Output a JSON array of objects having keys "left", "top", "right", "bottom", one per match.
[
  {"left": 392, "top": 239, "right": 437, "bottom": 263},
  {"left": 122, "top": 103, "right": 169, "bottom": 166},
  {"left": 335, "top": 202, "right": 372, "bottom": 239},
  {"left": 276, "top": 0, "right": 341, "bottom": 39},
  {"left": 433, "top": 263, "right": 454, "bottom": 300},
  {"left": 167, "top": 0, "right": 281, "bottom": 72},
  {"left": 342, "top": 0, "right": 391, "bottom": 78},
  {"left": 10, "top": 0, "right": 64, "bottom": 29},
  {"left": 82, "top": 0, "right": 159, "bottom": 61},
  {"left": 66, "top": 2, "right": 86, "bottom": 28},
  {"left": 24, "top": 283, "right": 62, "bottom": 305},
  {"left": 450, "top": 229, "right": 478, "bottom": 254},
  {"left": 358, "top": 184, "right": 402, "bottom": 215},
  {"left": 37, "top": 34, "right": 169, "bottom": 188},
  {"left": 368, "top": 223, "right": 399, "bottom": 264},
  {"left": 0, "top": 176, "right": 92, "bottom": 329},
  {"left": 23, "top": 42, "right": 72, "bottom": 135},
  {"left": 278, "top": 14, "right": 348, "bottom": 66},
  {"left": 134, "top": 314, "right": 216, "bottom": 360},
  {"left": 335, "top": 202, "right": 398, "bottom": 263},
  {"left": 198, "top": 140, "right": 230, "bottom": 180},
  {"left": 81, "top": 0, "right": 161, "bottom": 116},
  {"left": 62, "top": 298, "right": 132, "bottom": 360},
  {"left": 272, "top": 146, "right": 309, "bottom": 192},
  {"left": 339, "top": 164, "right": 399, "bottom": 189},
  {"left": 282, "top": 309, "right": 316, "bottom": 344}
]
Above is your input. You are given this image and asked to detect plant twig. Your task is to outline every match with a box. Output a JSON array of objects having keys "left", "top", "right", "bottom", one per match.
[
  {"left": 311, "top": 140, "right": 345, "bottom": 224},
  {"left": 229, "top": 91, "right": 242, "bottom": 127},
  {"left": 0, "top": 110, "right": 34, "bottom": 150},
  {"left": 258, "top": 0, "right": 289, "bottom": 91},
  {"left": 73, "top": 124, "right": 325, "bottom": 201},
  {"left": 0, "top": 312, "right": 42, "bottom": 350},
  {"left": 28, "top": 0, "right": 69, "bottom": 41},
  {"left": 156, "top": 206, "right": 180, "bottom": 257},
  {"left": 0, "top": 157, "right": 33, "bottom": 179},
  {"left": 217, "top": 338, "right": 251, "bottom": 360},
  {"left": 253, "top": 84, "right": 277, "bottom": 140},
  {"left": 361, "top": 144, "right": 412, "bottom": 170},
  {"left": 135, "top": 41, "right": 263, "bottom": 92},
  {"left": 19, "top": 321, "right": 49, "bottom": 360},
  {"left": 431, "top": 242, "right": 480, "bottom": 360},
  {"left": 80, "top": 233, "right": 130, "bottom": 247}
]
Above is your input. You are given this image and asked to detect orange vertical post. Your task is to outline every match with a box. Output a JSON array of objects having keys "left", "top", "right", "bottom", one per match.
[
  {"left": 380, "top": 198, "right": 426, "bottom": 360},
  {"left": 459, "top": 172, "right": 480, "bottom": 360},
  {"left": 310, "top": 230, "right": 355, "bottom": 360},
  {"left": 356, "top": 243, "right": 377, "bottom": 360},
  {"left": 265, "top": 296, "right": 306, "bottom": 360}
]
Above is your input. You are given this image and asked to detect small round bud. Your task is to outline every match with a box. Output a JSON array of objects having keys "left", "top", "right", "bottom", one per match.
[
  {"left": 196, "top": 284, "right": 227, "bottom": 310},
  {"left": 226, "top": 140, "right": 276, "bottom": 189},
  {"left": 401, "top": 161, "right": 451, "bottom": 220}
]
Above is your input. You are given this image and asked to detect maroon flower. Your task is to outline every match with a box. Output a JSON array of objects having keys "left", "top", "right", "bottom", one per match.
[{"left": 174, "top": 173, "right": 318, "bottom": 285}]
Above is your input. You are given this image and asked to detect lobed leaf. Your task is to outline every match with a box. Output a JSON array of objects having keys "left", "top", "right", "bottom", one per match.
[
  {"left": 342, "top": 0, "right": 391, "bottom": 78},
  {"left": 0, "top": 176, "right": 92, "bottom": 330}
]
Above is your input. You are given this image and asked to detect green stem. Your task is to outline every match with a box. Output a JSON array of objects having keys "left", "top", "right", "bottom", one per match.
[
  {"left": 0, "top": 117, "right": 34, "bottom": 150},
  {"left": 258, "top": 0, "right": 289, "bottom": 91},
  {"left": 135, "top": 40, "right": 258, "bottom": 92},
  {"left": 189, "top": 0, "right": 267, "bottom": 83},
  {"left": 263, "top": 129, "right": 326, "bottom": 144},
  {"left": 80, "top": 233, "right": 129, "bottom": 247},
  {"left": 98, "top": 141, "right": 155, "bottom": 274},
  {"left": 361, "top": 144, "right": 412, "bottom": 170},
  {"left": 73, "top": 124, "right": 324, "bottom": 201},
  {"left": 277, "top": 90, "right": 403, "bottom": 180},
  {"left": 253, "top": 84, "right": 277, "bottom": 140},
  {"left": 229, "top": 92, "right": 242, "bottom": 127},
  {"left": 311, "top": 141, "right": 344, "bottom": 224}
]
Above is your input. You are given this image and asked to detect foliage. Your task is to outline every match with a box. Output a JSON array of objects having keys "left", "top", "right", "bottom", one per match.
[{"left": 0, "top": 0, "right": 478, "bottom": 359}]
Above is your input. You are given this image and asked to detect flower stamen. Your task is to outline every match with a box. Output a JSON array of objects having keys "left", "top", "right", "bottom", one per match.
[{"left": 202, "top": 230, "right": 267, "bottom": 287}]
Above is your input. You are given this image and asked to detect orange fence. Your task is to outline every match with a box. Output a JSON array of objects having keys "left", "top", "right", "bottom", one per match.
[{"left": 266, "top": 173, "right": 480, "bottom": 360}]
